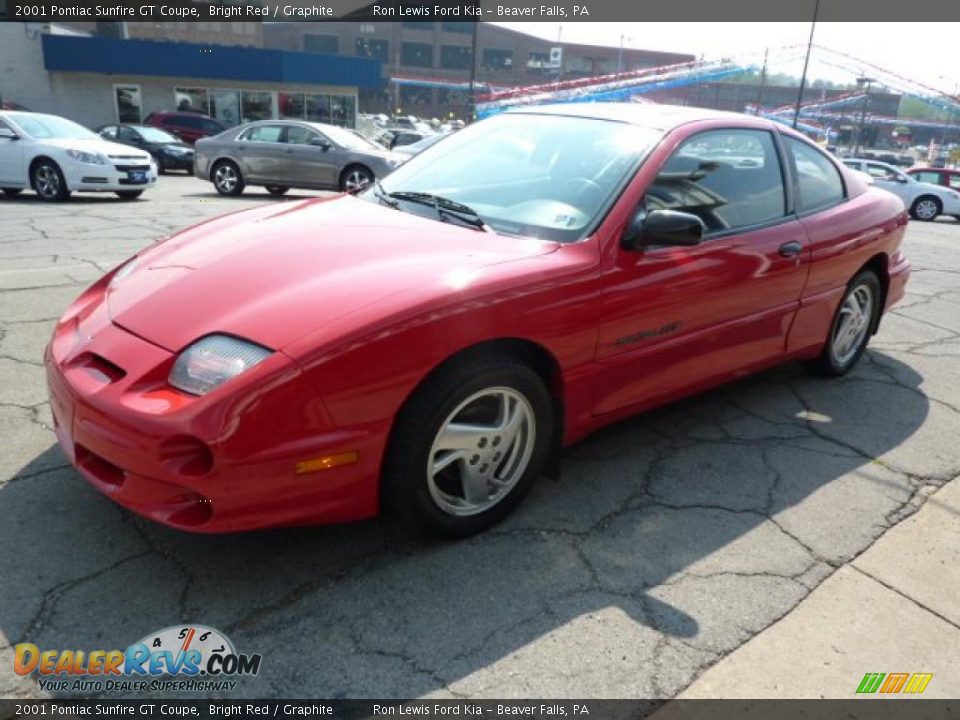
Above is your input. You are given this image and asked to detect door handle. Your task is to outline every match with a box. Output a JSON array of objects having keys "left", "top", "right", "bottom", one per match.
[{"left": 779, "top": 241, "right": 803, "bottom": 258}]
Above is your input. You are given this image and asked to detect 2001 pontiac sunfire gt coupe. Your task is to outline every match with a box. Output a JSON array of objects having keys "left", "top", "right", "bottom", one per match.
[{"left": 45, "top": 104, "right": 911, "bottom": 537}]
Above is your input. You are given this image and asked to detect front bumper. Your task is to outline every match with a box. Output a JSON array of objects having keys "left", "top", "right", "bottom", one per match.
[
  {"left": 159, "top": 153, "right": 194, "bottom": 171},
  {"left": 45, "top": 281, "right": 385, "bottom": 533},
  {"left": 62, "top": 160, "right": 158, "bottom": 193}
]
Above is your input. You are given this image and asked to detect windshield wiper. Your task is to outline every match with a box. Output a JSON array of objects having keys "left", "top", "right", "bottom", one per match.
[
  {"left": 387, "top": 191, "right": 487, "bottom": 231},
  {"left": 372, "top": 180, "right": 399, "bottom": 208}
]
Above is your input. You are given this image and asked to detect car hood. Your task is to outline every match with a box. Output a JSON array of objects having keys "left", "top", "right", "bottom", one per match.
[
  {"left": 39, "top": 137, "right": 152, "bottom": 161},
  {"left": 107, "top": 195, "right": 559, "bottom": 352}
]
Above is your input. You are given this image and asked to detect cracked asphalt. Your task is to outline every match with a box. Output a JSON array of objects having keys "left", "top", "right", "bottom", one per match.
[{"left": 1, "top": 176, "right": 959, "bottom": 700}]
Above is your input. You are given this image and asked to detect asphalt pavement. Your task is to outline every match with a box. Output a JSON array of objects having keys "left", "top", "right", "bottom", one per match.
[{"left": 1, "top": 175, "right": 958, "bottom": 700}]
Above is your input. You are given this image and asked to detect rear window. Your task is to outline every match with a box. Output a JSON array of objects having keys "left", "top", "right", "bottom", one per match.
[{"left": 786, "top": 138, "right": 845, "bottom": 213}]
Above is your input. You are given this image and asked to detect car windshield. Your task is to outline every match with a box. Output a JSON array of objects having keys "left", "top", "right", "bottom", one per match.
[
  {"left": 321, "top": 125, "right": 379, "bottom": 152},
  {"left": 372, "top": 113, "right": 662, "bottom": 242},
  {"left": 9, "top": 113, "right": 98, "bottom": 140},
  {"left": 132, "top": 126, "right": 179, "bottom": 143}
]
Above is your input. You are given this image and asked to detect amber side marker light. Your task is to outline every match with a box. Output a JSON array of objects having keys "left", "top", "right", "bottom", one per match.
[{"left": 295, "top": 451, "right": 359, "bottom": 474}]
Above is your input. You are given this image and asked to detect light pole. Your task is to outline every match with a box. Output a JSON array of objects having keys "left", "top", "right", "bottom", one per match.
[
  {"left": 792, "top": 0, "right": 820, "bottom": 129},
  {"left": 617, "top": 34, "right": 631, "bottom": 76},
  {"left": 853, "top": 75, "right": 874, "bottom": 157}
]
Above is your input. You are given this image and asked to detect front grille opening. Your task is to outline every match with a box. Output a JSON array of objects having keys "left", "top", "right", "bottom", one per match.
[{"left": 75, "top": 444, "right": 125, "bottom": 487}]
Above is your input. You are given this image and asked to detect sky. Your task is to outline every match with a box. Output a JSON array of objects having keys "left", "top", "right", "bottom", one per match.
[{"left": 493, "top": 23, "right": 960, "bottom": 95}]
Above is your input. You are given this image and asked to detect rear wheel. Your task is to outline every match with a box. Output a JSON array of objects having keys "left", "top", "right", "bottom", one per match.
[
  {"left": 265, "top": 185, "right": 289, "bottom": 197},
  {"left": 339, "top": 165, "right": 373, "bottom": 193},
  {"left": 910, "top": 195, "right": 941, "bottom": 221},
  {"left": 115, "top": 190, "right": 143, "bottom": 200},
  {"left": 383, "top": 354, "right": 553, "bottom": 537},
  {"left": 211, "top": 160, "right": 244, "bottom": 196},
  {"left": 31, "top": 160, "right": 70, "bottom": 202},
  {"left": 808, "top": 270, "right": 880, "bottom": 377}
]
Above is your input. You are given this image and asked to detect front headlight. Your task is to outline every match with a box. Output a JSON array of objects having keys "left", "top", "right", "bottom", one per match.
[
  {"left": 66, "top": 149, "right": 107, "bottom": 165},
  {"left": 169, "top": 335, "right": 273, "bottom": 396}
]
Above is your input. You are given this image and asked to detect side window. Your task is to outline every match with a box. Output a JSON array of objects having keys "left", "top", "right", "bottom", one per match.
[
  {"left": 949, "top": 175, "right": 960, "bottom": 190},
  {"left": 243, "top": 125, "right": 284, "bottom": 143},
  {"left": 913, "top": 171, "right": 942, "bottom": 184},
  {"left": 646, "top": 128, "right": 786, "bottom": 234},
  {"left": 787, "top": 138, "right": 845, "bottom": 212},
  {"left": 201, "top": 119, "right": 224, "bottom": 134},
  {"left": 284, "top": 125, "right": 318, "bottom": 145},
  {"left": 117, "top": 126, "right": 138, "bottom": 142},
  {"left": 865, "top": 163, "right": 899, "bottom": 181},
  {"left": 100, "top": 126, "right": 117, "bottom": 140}
]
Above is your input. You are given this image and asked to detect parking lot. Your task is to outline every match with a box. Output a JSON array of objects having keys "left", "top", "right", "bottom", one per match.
[{"left": 2, "top": 174, "right": 959, "bottom": 699}]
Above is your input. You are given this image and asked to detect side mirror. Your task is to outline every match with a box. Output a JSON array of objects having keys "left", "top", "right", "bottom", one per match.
[
  {"left": 311, "top": 138, "right": 331, "bottom": 150},
  {"left": 897, "top": 175, "right": 909, "bottom": 183},
  {"left": 0, "top": 128, "right": 19, "bottom": 140},
  {"left": 622, "top": 208, "right": 705, "bottom": 251}
]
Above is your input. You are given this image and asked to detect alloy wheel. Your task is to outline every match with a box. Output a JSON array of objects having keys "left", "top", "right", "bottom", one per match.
[
  {"left": 830, "top": 284, "right": 874, "bottom": 366},
  {"left": 214, "top": 164, "right": 238, "bottom": 193},
  {"left": 343, "top": 169, "right": 372, "bottom": 192},
  {"left": 34, "top": 164, "right": 60, "bottom": 199},
  {"left": 914, "top": 199, "right": 939, "bottom": 220},
  {"left": 427, "top": 387, "right": 536, "bottom": 517}
]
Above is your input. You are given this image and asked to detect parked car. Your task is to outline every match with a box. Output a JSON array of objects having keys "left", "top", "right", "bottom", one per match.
[
  {"left": 96, "top": 123, "right": 194, "bottom": 174},
  {"left": 905, "top": 166, "right": 960, "bottom": 195},
  {"left": 194, "top": 120, "right": 406, "bottom": 196},
  {"left": 391, "top": 132, "right": 450, "bottom": 158},
  {"left": 45, "top": 104, "right": 910, "bottom": 537},
  {"left": 843, "top": 158, "right": 960, "bottom": 220},
  {"left": 144, "top": 111, "right": 227, "bottom": 145},
  {"left": 0, "top": 111, "right": 157, "bottom": 201},
  {"left": 389, "top": 130, "right": 433, "bottom": 150}
]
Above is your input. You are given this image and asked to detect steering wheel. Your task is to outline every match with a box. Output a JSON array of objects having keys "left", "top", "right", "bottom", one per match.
[{"left": 560, "top": 177, "right": 605, "bottom": 205}]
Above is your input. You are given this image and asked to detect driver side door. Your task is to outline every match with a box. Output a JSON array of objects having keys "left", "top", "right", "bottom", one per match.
[
  {"left": 281, "top": 125, "right": 339, "bottom": 188},
  {"left": 0, "top": 118, "right": 25, "bottom": 187},
  {"left": 593, "top": 127, "right": 809, "bottom": 417}
]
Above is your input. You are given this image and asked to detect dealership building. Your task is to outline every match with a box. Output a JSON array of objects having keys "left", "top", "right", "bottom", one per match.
[{"left": 0, "top": 22, "right": 381, "bottom": 129}]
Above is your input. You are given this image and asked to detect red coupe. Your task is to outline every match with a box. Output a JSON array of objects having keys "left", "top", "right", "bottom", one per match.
[{"left": 45, "top": 105, "right": 911, "bottom": 537}]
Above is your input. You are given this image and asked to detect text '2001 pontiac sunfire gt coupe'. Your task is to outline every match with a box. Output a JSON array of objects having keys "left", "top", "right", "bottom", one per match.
[{"left": 45, "top": 104, "right": 910, "bottom": 537}]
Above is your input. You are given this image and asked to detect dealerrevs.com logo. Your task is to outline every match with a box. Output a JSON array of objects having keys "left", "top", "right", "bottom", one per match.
[{"left": 14, "top": 625, "right": 262, "bottom": 693}]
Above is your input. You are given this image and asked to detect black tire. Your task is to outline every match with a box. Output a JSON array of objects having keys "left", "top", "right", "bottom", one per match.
[
  {"left": 2, "top": 188, "right": 23, "bottom": 197},
  {"left": 382, "top": 352, "right": 554, "bottom": 537},
  {"left": 154, "top": 154, "right": 166, "bottom": 175},
  {"left": 339, "top": 165, "right": 373, "bottom": 193},
  {"left": 30, "top": 159, "right": 70, "bottom": 202},
  {"left": 910, "top": 195, "right": 941, "bottom": 221},
  {"left": 211, "top": 160, "right": 244, "bottom": 196},
  {"left": 807, "top": 270, "right": 881, "bottom": 377},
  {"left": 265, "top": 185, "right": 289, "bottom": 197},
  {"left": 115, "top": 190, "right": 143, "bottom": 200}
]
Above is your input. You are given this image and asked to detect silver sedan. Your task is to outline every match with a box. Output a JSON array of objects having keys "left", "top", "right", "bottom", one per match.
[{"left": 194, "top": 120, "right": 407, "bottom": 197}]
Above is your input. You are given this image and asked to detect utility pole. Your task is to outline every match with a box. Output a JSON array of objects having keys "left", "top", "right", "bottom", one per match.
[
  {"left": 853, "top": 76, "right": 874, "bottom": 157},
  {"left": 753, "top": 48, "right": 768, "bottom": 115},
  {"left": 617, "top": 34, "right": 630, "bottom": 76},
  {"left": 792, "top": 0, "right": 820, "bottom": 129},
  {"left": 468, "top": 19, "right": 479, "bottom": 122}
]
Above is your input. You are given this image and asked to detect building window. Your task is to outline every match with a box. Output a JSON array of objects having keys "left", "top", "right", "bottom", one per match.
[
  {"left": 402, "top": 22, "right": 433, "bottom": 30},
  {"left": 174, "top": 87, "right": 210, "bottom": 114},
  {"left": 399, "top": 86, "right": 432, "bottom": 108},
  {"left": 211, "top": 90, "right": 241, "bottom": 126},
  {"left": 442, "top": 22, "right": 472, "bottom": 33},
  {"left": 306, "top": 94, "right": 331, "bottom": 123},
  {"left": 114, "top": 85, "right": 142, "bottom": 123},
  {"left": 527, "top": 51, "right": 551, "bottom": 69},
  {"left": 355, "top": 37, "right": 389, "bottom": 63},
  {"left": 303, "top": 34, "right": 339, "bottom": 54},
  {"left": 278, "top": 92, "right": 305, "bottom": 120},
  {"left": 241, "top": 91, "right": 273, "bottom": 122},
  {"left": 482, "top": 48, "right": 513, "bottom": 71},
  {"left": 401, "top": 42, "right": 433, "bottom": 68},
  {"left": 440, "top": 45, "right": 472, "bottom": 70}
]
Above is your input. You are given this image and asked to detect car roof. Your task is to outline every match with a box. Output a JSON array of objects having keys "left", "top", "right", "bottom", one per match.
[{"left": 504, "top": 102, "right": 761, "bottom": 131}]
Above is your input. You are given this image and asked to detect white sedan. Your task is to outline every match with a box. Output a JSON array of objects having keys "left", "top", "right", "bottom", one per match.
[
  {"left": 842, "top": 158, "right": 960, "bottom": 221},
  {"left": 0, "top": 111, "right": 158, "bottom": 202}
]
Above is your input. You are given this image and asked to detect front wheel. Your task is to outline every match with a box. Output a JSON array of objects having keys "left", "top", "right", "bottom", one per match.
[
  {"left": 340, "top": 165, "right": 373, "bottom": 193},
  {"left": 910, "top": 195, "right": 941, "bottom": 221},
  {"left": 383, "top": 354, "right": 553, "bottom": 537},
  {"left": 211, "top": 160, "right": 244, "bottom": 196},
  {"left": 115, "top": 190, "right": 143, "bottom": 200},
  {"left": 31, "top": 160, "right": 70, "bottom": 202},
  {"left": 808, "top": 270, "right": 881, "bottom": 377}
]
